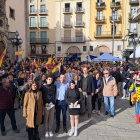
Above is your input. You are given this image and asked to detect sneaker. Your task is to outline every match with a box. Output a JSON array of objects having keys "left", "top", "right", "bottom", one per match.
[
  {"left": 45, "top": 132, "right": 49, "bottom": 138},
  {"left": 105, "top": 111, "right": 108, "bottom": 115},
  {"left": 121, "top": 96, "right": 125, "bottom": 99},
  {"left": 13, "top": 129, "right": 20, "bottom": 133},
  {"left": 110, "top": 115, "right": 114, "bottom": 118},
  {"left": 49, "top": 131, "right": 53, "bottom": 137},
  {"left": 1, "top": 131, "right": 6, "bottom": 136},
  {"left": 92, "top": 110, "right": 96, "bottom": 114},
  {"left": 97, "top": 110, "right": 100, "bottom": 115}
]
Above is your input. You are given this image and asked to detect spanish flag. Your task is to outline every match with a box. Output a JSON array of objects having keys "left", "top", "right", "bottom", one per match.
[
  {"left": 74, "top": 61, "right": 78, "bottom": 66},
  {"left": 27, "top": 55, "right": 31, "bottom": 60},
  {"left": 83, "top": 64, "right": 87, "bottom": 67},
  {"left": 15, "top": 49, "right": 24, "bottom": 56},
  {"left": 46, "top": 56, "right": 53, "bottom": 68},
  {"left": 21, "top": 60, "right": 26, "bottom": 74},
  {"left": 0, "top": 48, "right": 6, "bottom": 67},
  {"left": 52, "top": 63, "right": 61, "bottom": 74}
]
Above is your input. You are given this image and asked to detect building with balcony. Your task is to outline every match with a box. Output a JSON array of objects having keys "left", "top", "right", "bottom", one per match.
[
  {"left": 89, "top": 0, "right": 125, "bottom": 58},
  {"left": 55, "top": 0, "right": 90, "bottom": 61},
  {"left": 29, "top": 0, "right": 55, "bottom": 60},
  {"left": 0, "top": 0, "right": 29, "bottom": 60}
]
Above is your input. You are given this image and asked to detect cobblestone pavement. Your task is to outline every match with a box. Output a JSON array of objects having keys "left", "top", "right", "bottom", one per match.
[{"left": 0, "top": 96, "right": 140, "bottom": 140}]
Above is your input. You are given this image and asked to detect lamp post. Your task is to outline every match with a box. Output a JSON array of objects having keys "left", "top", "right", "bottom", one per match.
[
  {"left": 11, "top": 31, "right": 23, "bottom": 61},
  {"left": 128, "top": 29, "right": 140, "bottom": 67}
]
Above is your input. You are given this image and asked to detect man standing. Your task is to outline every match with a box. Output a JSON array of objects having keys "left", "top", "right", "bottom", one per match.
[
  {"left": 53, "top": 67, "right": 61, "bottom": 82},
  {"left": 55, "top": 74, "right": 69, "bottom": 133},
  {"left": 103, "top": 70, "right": 117, "bottom": 118},
  {"left": 2, "top": 68, "right": 9, "bottom": 78},
  {"left": 65, "top": 67, "right": 74, "bottom": 83},
  {"left": 0, "top": 78, "right": 20, "bottom": 136},
  {"left": 80, "top": 67, "right": 95, "bottom": 118},
  {"left": 110, "top": 67, "right": 119, "bottom": 85},
  {"left": 34, "top": 67, "right": 42, "bottom": 78},
  {"left": 41, "top": 75, "right": 56, "bottom": 138}
]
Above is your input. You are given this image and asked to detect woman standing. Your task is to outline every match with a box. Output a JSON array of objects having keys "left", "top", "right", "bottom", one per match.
[
  {"left": 23, "top": 81, "right": 44, "bottom": 140},
  {"left": 92, "top": 72, "right": 103, "bottom": 115},
  {"left": 65, "top": 81, "right": 83, "bottom": 137},
  {"left": 72, "top": 74, "right": 81, "bottom": 88}
]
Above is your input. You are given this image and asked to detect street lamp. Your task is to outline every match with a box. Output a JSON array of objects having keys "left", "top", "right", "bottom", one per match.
[
  {"left": 111, "top": 8, "right": 115, "bottom": 56},
  {"left": 11, "top": 31, "right": 23, "bottom": 61},
  {"left": 128, "top": 29, "right": 140, "bottom": 67}
]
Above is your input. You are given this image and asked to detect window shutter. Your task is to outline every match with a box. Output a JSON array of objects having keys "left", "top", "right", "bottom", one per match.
[
  {"left": 76, "top": 15, "right": 82, "bottom": 25},
  {"left": 64, "top": 15, "right": 70, "bottom": 26},
  {"left": 75, "top": 29, "right": 83, "bottom": 37},
  {"left": 64, "top": 30, "right": 71, "bottom": 38}
]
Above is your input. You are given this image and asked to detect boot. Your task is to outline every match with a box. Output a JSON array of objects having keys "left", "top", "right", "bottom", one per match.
[
  {"left": 69, "top": 127, "right": 74, "bottom": 136},
  {"left": 74, "top": 127, "right": 78, "bottom": 137},
  {"left": 136, "top": 115, "right": 139, "bottom": 124}
]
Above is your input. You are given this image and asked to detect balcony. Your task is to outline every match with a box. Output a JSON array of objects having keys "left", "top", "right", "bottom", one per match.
[
  {"left": 39, "top": 9, "right": 48, "bottom": 15},
  {"left": 39, "top": 22, "right": 49, "bottom": 28},
  {"left": 129, "top": 0, "right": 139, "bottom": 5},
  {"left": 96, "top": 2, "right": 105, "bottom": 10},
  {"left": 128, "top": 13, "right": 134, "bottom": 20},
  {"left": 62, "top": 22, "right": 72, "bottom": 28},
  {"left": 63, "top": 8, "right": 72, "bottom": 14},
  {"left": 29, "top": 23, "right": 38, "bottom": 28},
  {"left": 110, "top": 1, "right": 121, "bottom": 9},
  {"left": 29, "top": 10, "right": 37, "bottom": 15},
  {"left": 132, "top": 8, "right": 140, "bottom": 22},
  {"left": 30, "top": 38, "right": 49, "bottom": 44},
  {"left": 95, "top": 16, "right": 105, "bottom": 23},
  {"left": 61, "top": 37, "right": 85, "bottom": 43},
  {"left": 74, "top": 21, "right": 85, "bottom": 27},
  {"left": 110, "top": 15, "right": 121, "bottom": 23},
  {"left": 94, "top": 31, "right": 122, "bottom": 38},
  {"left": 75, "top": 7, "right": 85, "bottom": 13}
]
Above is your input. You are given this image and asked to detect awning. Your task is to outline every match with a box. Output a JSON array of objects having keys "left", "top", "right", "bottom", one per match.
[{"left": 130, "top": 46, "right": 140, "bottom": 58}]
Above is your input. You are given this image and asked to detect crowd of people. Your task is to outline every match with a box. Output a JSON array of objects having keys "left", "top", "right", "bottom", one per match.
[{"left": 0, "top": 59, "right": 140, "bottom": 140}]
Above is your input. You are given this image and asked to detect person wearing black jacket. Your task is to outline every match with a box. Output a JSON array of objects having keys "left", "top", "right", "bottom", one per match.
[
  {"left": 40, "top": 75, "right": 56, "bottom": 138},
  {"left": 110, "top": 67, "right": 120, "bottom": 85},
  {"left": 8, "top": 75, "right": 17, "bottom": 109}
]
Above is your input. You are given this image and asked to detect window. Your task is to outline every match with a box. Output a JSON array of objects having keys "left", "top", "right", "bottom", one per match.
[
  {"left": 90, "top": 46, "right": 93, "bottom": 51},
  {"left": 76, "top": 29, "right": 83, "bottom": 41},
  {"left": 65, "top": 3, "right": 70, "bottom": 12},
  {"left": 30, "top": 31, "right": 36, "bottom": 43},
  {"left": 97, "top": 26, "right": 102, "bottom": 36},
  {"left": 97, "top": 0, "right": 102, "bottom": 2},
  {"left": 41, "top": 0, "right": 45, "bottom": 2},
  {"left": 30, "top": 5, "right": 35, "bottom": 14},
  {"left": 40, "top": 4, "right": 46, "bottom": 13},
  {"left": 111, "top": 25, "right": 116, "bottom": 35},
  {"left": 0, "top": 20, "right": 3, "bottom": 27},
  {"left": 76, "top": 2, "right": 82, "bottom": 11},
  {"left": 30, "top": 0, "right": 34, "bottom": 3},
  {"left": 64, "top": 15, "right": 70, "bottom": 26},
  {"left": 31, "top": 45, "right": 36, "bottom": 54},
  {"left": 40, "top": 17, "right": 47, "bottom": 27},
  {"left": 64, "top": 30, "right": 71, "bottom": 41},
  {"left": 30, "top": 17, "right": 36, "bottom": 27},
  {"left": 117, "top": 45, "right": 121, "bottom": 51},
  {"left": 58, "top": 46, "right": 61, "bottom": 52},
  {"left": 42, "top": 45, "right": 46, "bottom": 54},
  {"left": 10, "top": 7, "right": 15, "bottom": 19},
  {"left": 76, "top": 15, "right": 82, "bottom": 25},
  {"left": 97, "top": 11, "right": 102, "bottom": 21},
  {"left": 112, "top": 10, "right": 117, "bottom": 20},
  {"left": 83, "top": 46, "right": 86, "bottom": 51},
  {"left": 40, "top": 31, "right": 47, "bottom": 42}
]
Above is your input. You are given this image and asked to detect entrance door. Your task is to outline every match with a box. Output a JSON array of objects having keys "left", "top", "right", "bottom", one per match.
[{"left": 130, "top": 23, "right": 136, "bottom": 33}]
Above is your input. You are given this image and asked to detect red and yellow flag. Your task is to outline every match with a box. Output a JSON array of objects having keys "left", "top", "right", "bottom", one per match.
[
  {"left": 52, "top": 63, "right": 61, "bottom": 74},
  {"left": 0, "top": 48, "right": 6, "bottom": 67},
  {"left": 27, "top": 55, "right": 31, "bottom": 60},
  {"left": 74, "top": 61, "right": 78, "bottom": 66},
  {"left": 83, "top": 64, "right": 87, "bottom": 67},
  {"left": 21, "top": 60, "right": 26, "bottom": 74},
  {"left": 46, "top": 56, "right": 53, "bottom": 68},
  {"left": 15, "top": 49, "right": 24, "bottom": 56}
]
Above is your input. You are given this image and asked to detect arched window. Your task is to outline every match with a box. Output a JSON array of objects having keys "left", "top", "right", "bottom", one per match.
[{"left": 0, "top": 20, "right": 3, "bottom": 27}]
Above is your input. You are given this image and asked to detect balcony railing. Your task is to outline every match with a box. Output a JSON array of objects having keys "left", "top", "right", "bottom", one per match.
[
  {"left": 96, "top": 2, "right": 105, "bottom": 9},
  {"left": 129, "top": 13, "right": 134, "bottom": 20},
  {"left": 39, "top": 22, "right": 49, "bottom": 28},
  {"left": 61, "top": 37, "right": 85, "bottom": 43},
  {"left": 110, "top": 15, "right": 121, "bottom": 22},
  {"left": 29, "top": 10, "right": 37, "bottom": 15},
  {"left": 30, "top": 38, "right": 49, "bottom": 43},
  {"left": 29, "top": 23, "right": 38, "bottom": 28},
  {"left": 110, "top": 1, "right": 121, "bottom": 8},
  {"left": 39, "top": 9, "right": 48, "bottom": 14},
  {"left": 129, "top": 28, "right": 137, "bottom": 33},
  {"left": 63, "top": 8, "right": 72, "bottom": 13},
  {"left": 74, "top": 21, "right": 85, "bottom": 27},
  {"left": 95, "top": 16, "right": 105, "bottom": 23},
  {"left": 129, "top": 0, "right": 139, "bottom": 5},
  {"left": 75, "top": 7, "right": 85, "bottom": 13},
  {"left": 30, "top": 50, "right": 48, "bottom": 56},
  {"left": 62, "top": 22, "right": 72, "bottom": 27},
  {"left": 94, "top": 31, "right": 122, "bottom": 38}
]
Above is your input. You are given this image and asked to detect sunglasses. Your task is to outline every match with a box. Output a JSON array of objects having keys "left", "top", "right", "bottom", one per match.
[{"left": 104, "top": 73, "right": 109, "bottom": 75}]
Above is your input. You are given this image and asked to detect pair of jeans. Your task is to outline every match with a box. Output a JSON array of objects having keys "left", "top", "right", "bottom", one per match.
[
  {"left": 135, "top": 102, "right": 140, "bottom": 115},
  {"left": 55, "top": 100, "right": 67, "bottom": 127},
  {"left": 104, "top": 96, "right": 114, "bottom": 115},
  {"left": 0, "top": 107, "right": 17, "bottom": 132}
]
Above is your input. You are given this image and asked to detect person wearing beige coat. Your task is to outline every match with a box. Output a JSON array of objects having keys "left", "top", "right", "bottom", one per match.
[
  {"left": 23, "top": 81, "right": 44, "bottom": 140},
  {"left": 103, "top": 70, "right": 117, "bottom": 118}
]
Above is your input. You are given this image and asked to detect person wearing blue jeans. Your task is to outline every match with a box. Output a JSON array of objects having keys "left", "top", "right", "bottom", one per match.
[
  {"left": 104, "top": 97, "right": 114, "bottom": 116},
  {"left": 54, "top": 74, "right": 69, "bottom": 133},
  {"left": 102, "top": 70, "right": 117, "bottom": 118}
]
